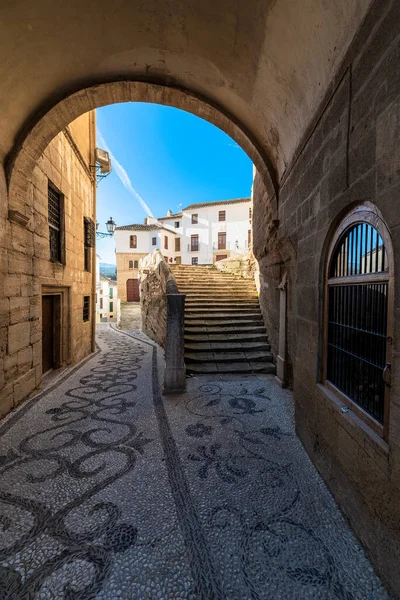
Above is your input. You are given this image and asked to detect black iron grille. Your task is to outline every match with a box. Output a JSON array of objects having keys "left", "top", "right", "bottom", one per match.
[
  {"left": 84, "top": 217, "right": 96, "bottom": 248},
  {"left": 330, "top": 223, "right": 387, "bottom": 277},
  {"left": 83, "top": 296, "right": 90, "bottom": 322},
  {"left": 48, "top": 184, "right": 61, "bottom": 262},
  {"left": 327, "top": 283, "right": 387, "bottom": 423}
]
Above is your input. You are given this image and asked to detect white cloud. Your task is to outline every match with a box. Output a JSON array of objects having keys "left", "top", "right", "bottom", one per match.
[{"left": 97, "top": 129, "right": 154, "bottom": 217}]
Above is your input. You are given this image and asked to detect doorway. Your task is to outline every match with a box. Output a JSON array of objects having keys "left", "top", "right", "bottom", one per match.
[
  {"left": 42, "top": 294, "right": 61, "bottom": 374},
  {"left": 126, "top": 279, "right": 140, "bottom": 302}
]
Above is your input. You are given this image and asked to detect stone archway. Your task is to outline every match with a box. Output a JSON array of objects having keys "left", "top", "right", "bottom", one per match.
[{"left": 6, "top": 80, "right": 278, "bottom": 220}]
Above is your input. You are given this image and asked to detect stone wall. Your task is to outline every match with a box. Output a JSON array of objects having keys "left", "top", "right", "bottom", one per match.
[
  {"left": 116, "top": 252, "right": 147, "bottom": 302},
  {"left": 0, "top": 112, "right": 95, "bottom": 417},
  {"left": 253, "top": 2, "right": 400, "bottom": 596},
  {"left": 139, "top": 250, "right": 175, "bottom": 347},
  {"left": 214, "top": 251, "right": 256, "bottom": 280}
]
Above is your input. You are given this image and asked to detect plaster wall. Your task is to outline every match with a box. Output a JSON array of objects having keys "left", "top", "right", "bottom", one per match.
[
  {"left": 0, "top": 0, "right": 372, "bottom": 180},
  {"left": 253, "top": 2, "right": 400, "bottom": 596}
]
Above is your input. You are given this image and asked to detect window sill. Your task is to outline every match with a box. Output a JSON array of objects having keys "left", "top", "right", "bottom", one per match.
[{"left": 316, "top": 383, "right": 389, "bottom": 460}]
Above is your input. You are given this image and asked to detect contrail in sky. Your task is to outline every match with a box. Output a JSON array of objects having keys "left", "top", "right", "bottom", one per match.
[{"left": 97, "top": 129, "right": 154, "bottom": 217}]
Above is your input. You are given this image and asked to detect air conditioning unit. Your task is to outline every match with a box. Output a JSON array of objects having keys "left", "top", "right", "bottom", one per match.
[{"left": 95, "top": 148, "right": 112, "bottom": 174}]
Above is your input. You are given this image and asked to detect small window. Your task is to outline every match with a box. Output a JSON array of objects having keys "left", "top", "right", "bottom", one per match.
[
  {"left": 84, "top": 217, "right": 95, "bottom": 272},
  {"left": 109, "top": 301, "right": 114, "bottom": 312},
  {"left": 100, "top": 289, "right": 103, "bottom": 295},
  {"left": 192, "top": 257, "right": 198, "bottom": 265},
  {"left": 130, "top": 235, "right": 137, "bottom": 249},
  {"left": 192, "top": 213, "right": 198, "bottom": 224},
  {"left": 191, "top": 234, "right": 199, "bottom": 252},
  {"left": 134, "top": 260, "right": 138, "bottom": 269},
  {"left": 218, "top": 210, "right": 226, "bottom": 222},
  {"left": 109, "top": 287, "right": 113, "bottom": 299},
  {"left": 249, "top": 207, "right": 252, "bottom": 220},
  {"left": 324, "top": 204, "right": 393, "bottom": 439},
  {"left": 164, "top": 236, "right": 168, "bottom": 250},
  {"left": 152, "top": 237, "right": 157, "bottom": 246},
  {"left": 175, "top": 237, "right": 181, "bottom": 252},
  {"left": 83, "top": 296, "right": 90, "bottom": 322},
  {"left": 218, "top": 232, "right": 226, "bottom": 250},
  {"left": 129, "top": 260, "right": 134, "bottom": 270},
  {"left": 175, "top": 221, "right": 180, "bottom": 228},
  {"left": 100, "top": 298, "right": 103, "bottom": 309},
  {"left": 48, "top": 182, "right": 64, "bottom": 263}
]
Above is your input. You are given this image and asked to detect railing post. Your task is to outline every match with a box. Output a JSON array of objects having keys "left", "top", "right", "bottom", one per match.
[{"left": 164, "top": 288, "right": 186, "bottom": 393}]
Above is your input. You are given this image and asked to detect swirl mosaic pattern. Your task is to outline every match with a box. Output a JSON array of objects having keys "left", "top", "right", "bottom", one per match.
[{"left": 0, "top": 325, "right": 391, "bottom": 599}]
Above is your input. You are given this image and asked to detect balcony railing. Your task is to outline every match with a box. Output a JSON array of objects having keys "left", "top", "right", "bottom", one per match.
[
  {"left": 212, "top": 241, "right": 249, "bottom": 251},
  {"left": 186, "top": 241, "right": 250, "bottom": 252}
]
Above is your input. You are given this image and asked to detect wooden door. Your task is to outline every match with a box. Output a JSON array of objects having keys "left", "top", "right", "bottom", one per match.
[
  {"left": 126, "top": 279, "right": 140, "bottom": 302},
  {"left": 42, "top": 295, "right": 54, "bottom": 374},
  {"left": 175, "top": 256, "right": 182, "bottom": 265},
  {"left": 216, "top": 254, "right": 228, "bottom": 261}
]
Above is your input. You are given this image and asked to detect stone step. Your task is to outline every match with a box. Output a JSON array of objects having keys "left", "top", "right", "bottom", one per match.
[
  {"left": 185, "top": 350, "right": 273, "bottom": 363},
  {"left": 178, "top": 288, "right": 258, "bottom": 301},
  {"left": 186, "top": 362, "right": 276, "bottom": 375},
  {"left": 185, "top": 303, "right": 260, "bottom": 311},
  {"left": 185, "top": 314, "right": 262, "bottom": 323},
  {"left": 185, "top": 297, "right": 259, "bottom": 302},
  {"left": 185, "top": 307, "right": 261, "bottom": 315},
  {"left": 185, "top": 324, "right": 267, "bottom": 334},
  {"left": 185, "top": 341, "right": 271, "bottom": 351},
  {"left": 179, "top": 287, "right": 256, "bottom": 293},
  {"left": 185, "top": 331, "right": 269, "bottom": 342}
]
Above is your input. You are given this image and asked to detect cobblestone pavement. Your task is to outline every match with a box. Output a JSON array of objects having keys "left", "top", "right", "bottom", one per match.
[{"left": 0, "top": 325, "right": 391, "bottom": 600}]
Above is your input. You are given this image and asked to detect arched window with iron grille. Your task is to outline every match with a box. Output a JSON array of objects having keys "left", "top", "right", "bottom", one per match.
[{"left": 324, "top": 204, "right": 393, "bottom": 439}]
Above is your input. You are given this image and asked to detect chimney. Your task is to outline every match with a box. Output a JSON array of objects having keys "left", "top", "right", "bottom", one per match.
[
  {"left": 167, "top": 209, "right": 172, "bottom": 217},
  {"left": 144, "top": 217, "right": 148, "bottom": 225}
]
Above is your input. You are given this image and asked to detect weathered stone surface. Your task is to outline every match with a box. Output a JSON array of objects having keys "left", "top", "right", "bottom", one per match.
[
  {"left": 8, "top": 322, "right": 30, "bottom": 355},
  {"left": 13, "top": 367, "right": 36, "bottom": 406}
]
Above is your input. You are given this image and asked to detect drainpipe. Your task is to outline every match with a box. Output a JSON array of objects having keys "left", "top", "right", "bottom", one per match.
[{"left": 90, "top": 110, "right": 97, "bottom": 353}]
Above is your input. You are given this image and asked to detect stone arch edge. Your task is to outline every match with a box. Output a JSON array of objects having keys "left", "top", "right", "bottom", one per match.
[{"left": 6, "top": 80, "right": 278, "bottom": 213}]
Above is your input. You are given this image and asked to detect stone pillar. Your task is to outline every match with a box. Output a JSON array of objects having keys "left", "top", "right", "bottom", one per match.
[
  {"left": 276, "top": 272, "right": 287, "bottom": 387},
  {"left": 164, "top": 291, "right": 186, "bottom": 393}
]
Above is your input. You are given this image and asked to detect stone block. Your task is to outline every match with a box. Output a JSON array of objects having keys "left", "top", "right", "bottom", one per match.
[
  {"left": 0, "top": 298, "right": 10, "bottom": 328},
  {"left": 0, "top": 383, "right": 13, "bottom": 418},
  {"left": 8, "top": 321, "right": 30, "bottom": 354},
  {"left": 4, "top": 352, "right": 18, "bottom": 382},
  {"left": 0, "top": 326, "right": 7, "bottom": 356},
  {"left": 4, "top": 274, "right": 21, "bottom": 297},
  {"left": 9, "top": 296, "right": 30, "bottom": 324},
  {"left": 17, "top": 346, "right": 33, "bottom": 370},
  {"left": 30, "top": 318, "right": 42, "bottom": 345},
  {"left": 13, "top": 368, "right": 36, "bottom": 406},
  {"left": 8, "top": 250, "right": 33, "bottom": 275},
  {"left": 32, "top": 341, "right": 41, "bottom": 367}
]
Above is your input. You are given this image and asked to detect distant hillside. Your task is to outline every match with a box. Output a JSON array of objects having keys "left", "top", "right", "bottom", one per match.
[{"left": 100, "top": 263, "right": 117, "bottom": 280}]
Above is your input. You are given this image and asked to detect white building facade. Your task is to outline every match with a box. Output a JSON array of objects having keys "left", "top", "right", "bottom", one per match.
[
  {"left": 95, "top": 256, "right": 120, "bottom": 323},
  {"left": 115, "top": 197, "right": 252, "bottom": 269}
]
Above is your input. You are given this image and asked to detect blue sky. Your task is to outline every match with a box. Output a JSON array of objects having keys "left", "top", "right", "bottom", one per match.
[{"left": 96, "top": 103, "right": 253, "bottom": 264}]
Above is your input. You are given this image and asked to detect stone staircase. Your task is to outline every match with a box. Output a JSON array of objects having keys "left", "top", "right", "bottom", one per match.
[{"left": 170, "top": 265, "right": 276, "bottom": 375}]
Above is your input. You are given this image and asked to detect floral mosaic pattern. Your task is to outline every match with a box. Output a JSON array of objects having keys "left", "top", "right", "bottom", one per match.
[{"left": 0, "top": 326, "right": 391, "bottom": 600}]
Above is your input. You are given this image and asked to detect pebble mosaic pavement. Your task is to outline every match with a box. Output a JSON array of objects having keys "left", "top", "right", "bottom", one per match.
[{"left": 0, "top": 324, "right": 391, "bottom": 600}]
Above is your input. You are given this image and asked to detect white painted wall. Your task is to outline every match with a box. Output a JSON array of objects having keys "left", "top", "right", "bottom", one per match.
[
  {"left": 96, "top": 277, "right": 118, "bottom": 322},
  {"left": 114, "top": 200, "right": 251, "bottom": 266}
]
